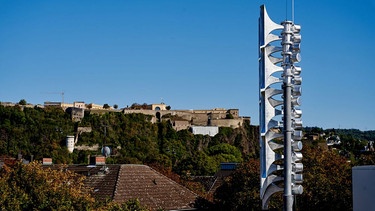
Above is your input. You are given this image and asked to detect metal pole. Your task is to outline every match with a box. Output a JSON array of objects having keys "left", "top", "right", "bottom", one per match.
[{"left": 282, "top": 21, "right": 293, "bottom": 211}]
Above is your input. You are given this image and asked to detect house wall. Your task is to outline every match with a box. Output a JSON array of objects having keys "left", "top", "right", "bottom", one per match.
[
  {"left": 210, "top": 118, "right": 244, "bottom": 128},
  {"left": 71, "top": 107, "right": 84, "bottom": 122},
  {"left": 172, "top": 120, "right": 191, "bottom": 131},
  {"left": 152, "top": 103, "right": 167, "bottom": 111},
  {"left": 352, "top": 166, "right": 375, "bottom": 211},
  {"left": 191, "top": 126, "right": 219, "bottom": 137},
  {"left": 74, "top": 101, "right": 85, "bottom": 108}
]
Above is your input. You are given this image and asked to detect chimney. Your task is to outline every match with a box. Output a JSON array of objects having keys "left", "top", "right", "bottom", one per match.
[
  {"left": 90, "top": 156, "right": 105, "bottom": 165},
  {"left": 42, "top": 158, "right": 53, "bottom": 165}
]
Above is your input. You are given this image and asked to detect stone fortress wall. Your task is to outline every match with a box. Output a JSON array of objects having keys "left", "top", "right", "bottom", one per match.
[
  {"left": 4, "top": 101, "right": 249, "bottom": 130},
  {"left": 123, "top": 103, "right": 250, "bottom": 131}
]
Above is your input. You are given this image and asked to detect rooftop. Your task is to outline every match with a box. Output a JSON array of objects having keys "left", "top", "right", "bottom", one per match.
[{"left": 46, "top": 164, "right": 198, "bottom": 210}]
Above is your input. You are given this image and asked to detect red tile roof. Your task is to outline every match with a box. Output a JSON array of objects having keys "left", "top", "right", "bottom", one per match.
[
  {"left": 46, "top": 164, "right": 198, "bottom": 210},
  {"left": 113, "top": 164, "right": 197, "bottom": 210}
]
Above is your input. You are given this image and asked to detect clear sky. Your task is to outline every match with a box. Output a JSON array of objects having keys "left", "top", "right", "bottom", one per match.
[{"left": 1, "top": 0, "right": 374, "bottom": 131}]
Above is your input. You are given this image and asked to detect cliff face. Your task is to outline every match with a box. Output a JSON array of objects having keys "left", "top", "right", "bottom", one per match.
[
  {"left": 219, "top": 124, "right": 260, "bottom": 158},
  {"left": 196, "top": 122, "right": 260, "bottom": 158}
]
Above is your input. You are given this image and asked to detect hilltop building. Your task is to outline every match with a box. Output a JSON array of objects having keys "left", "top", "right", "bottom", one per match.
[
  {"left": 22, "top": 101, "right": 250, "bottom": 133},
  {"left": 44, "top": 101, "right": 73, "bottom": 109},
  {"left": 123, "top": 103, "right": 250, "bottom": 131}
]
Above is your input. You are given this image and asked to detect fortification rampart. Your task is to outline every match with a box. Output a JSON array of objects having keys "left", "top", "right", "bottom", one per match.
[
  {"left": 122, "top": 107, "right": 247, "bottom": 130},
  {"left": 210, "top": 119, "right": 244, "bottom": 128}
]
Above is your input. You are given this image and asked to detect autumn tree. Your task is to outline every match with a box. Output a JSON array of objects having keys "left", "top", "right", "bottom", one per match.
[
  {"left": 0, "top": 161, "right": 152, "bottom": 211},
  {"left": 213, "top": 159, "right": 278, "bottom": 210},
  {"left": 213, "top": 144, "right": 353, "bottom": 211},
  {"left": 356, "top": 152, "right": 375, "bottom": 165},
  {"left": 105, "top": 199, "right": 150, "bottom": 211},
  {"left": 298, "top": 145, "right": 352, "bottom": 211},
  {"left": 0, "top": 161, "right": 96, "bottom": 210}
]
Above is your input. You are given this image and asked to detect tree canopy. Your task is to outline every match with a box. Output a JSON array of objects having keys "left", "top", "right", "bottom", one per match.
[
  {"left": 0, "top": 105, "right": 256, "bottom": 176},
  {"left": 0, "top": 161, "right": 95, "bottom": 210},
  {"left": 213, "top": 144, "right": 354, "bottom": 211},
  {"left": 0, "top": 161, "right": 150, "bottom": 211}
]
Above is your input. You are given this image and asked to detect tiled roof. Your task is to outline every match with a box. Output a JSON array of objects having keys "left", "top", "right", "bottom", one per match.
[
  {"left": 84, "top": 165, "right": 120, "bottom": 201},
  {"left": 45, "top": 164, "right": 198, "bottom": 210},
  {"left": 44, "top": 165, "right": 120, "bottom": 201},
  {"left": 113, "top": 164, "right": 197, "bottom": 210}
]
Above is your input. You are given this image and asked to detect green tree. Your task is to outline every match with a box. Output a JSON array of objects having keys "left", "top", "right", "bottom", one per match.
[
  {"left": 208, "top": 143, "right": 243, "bottom": 166},
  {"left": 18, "top": 99, "right": 27, "bottom": 105},
  {"left": 103, "top": 104, "right": 110, "bottom": 109},
  {"left": 225, "top": 113, "right": 234, "bottom": 119}
]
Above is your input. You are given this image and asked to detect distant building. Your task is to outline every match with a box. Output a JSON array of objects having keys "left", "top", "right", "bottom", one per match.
[
  {"left": 44, "top": 101, "right": 73, "bottom": 110},
  {"left": 71, "top": 107, "right": 84, "bottom": 122},
  {"left": 73, "top": 101, "right": 85, "bottom": 109},
  {"left": 190, "top": 126, "right": 219, "bottom": 137},
  {"left": 8, "top": 100, "right": 250, "bottom": 132},
  {"left": 87, "top": 103, "right": 104, "bottom": 110},
  {"left": 152, "top": 103, "right": 167, "bottom": 111},
  {"left": 326, "top": 135, "right": 341, "bottom": 146},
  {"left": 0, "top": 102, "right": 15, "bottom": 107},
  {"left": 123, "top": 103, "right": 249, "bottom": 130},
  {"left": 66, "top": 136, "right": 75, "bottom": 153},
  {"left": 44, "top": 101, "right": 62, "bottom": 107},
  {"left": 363, "top": 141, "right": 374, "bottom": 152},
  {"left": 172, "top": 120, "right": 191, "bottom": 131}
]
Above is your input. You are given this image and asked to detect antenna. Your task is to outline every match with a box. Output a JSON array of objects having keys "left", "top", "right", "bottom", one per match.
[
  {"left": 286, "top": 0, "right": 295, "bottom": 21},
  {"left": 292, "top": 0, "right": 295, "bottom": 22},
  {"left": 101, "top": 123, "right": 108, "bottom": 151},
  {"left": 43, "top": 91, "right": 64, "bottom": 104},
  {"left": 100, "top": 122, "right": 110, "bottom": 172}
]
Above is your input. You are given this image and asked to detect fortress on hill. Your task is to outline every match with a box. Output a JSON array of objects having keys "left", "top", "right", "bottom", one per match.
[
  {"left": 43, "top": 101, "right": 250, "bottom": 131},
  {"left": 1, "top": 101, "right": 250, "bottom": 133},
  {"left": 123, "top": 103, "right": 250, "bottom": 131},
  {"left": 1, "top": 100, "right": 250, "bottom": 152}
]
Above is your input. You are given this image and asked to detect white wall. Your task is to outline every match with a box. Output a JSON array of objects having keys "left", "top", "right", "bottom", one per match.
[
  {"left": 191, "top": 126, "right": 219, "bottom": 137},
  {"left": 352, "top": 165, "right": 375, "bottom": 211}
]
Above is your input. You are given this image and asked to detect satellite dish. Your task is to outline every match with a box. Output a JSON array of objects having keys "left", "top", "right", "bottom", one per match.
[{"left": 101, "top": 146, "right": 111, "bottom": 157}]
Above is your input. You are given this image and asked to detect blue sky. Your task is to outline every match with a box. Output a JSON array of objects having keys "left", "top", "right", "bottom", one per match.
[{"left": 0, "top": 0, "right": 374, "bottom": 131}]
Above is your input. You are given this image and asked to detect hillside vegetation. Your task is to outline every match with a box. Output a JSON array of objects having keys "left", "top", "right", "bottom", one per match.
[
  {"left": 0, "top": 105, "right": 258, "bottom": 175},
  {"left": 1, "top": 105, "right": 375, "bottom": 210}
]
